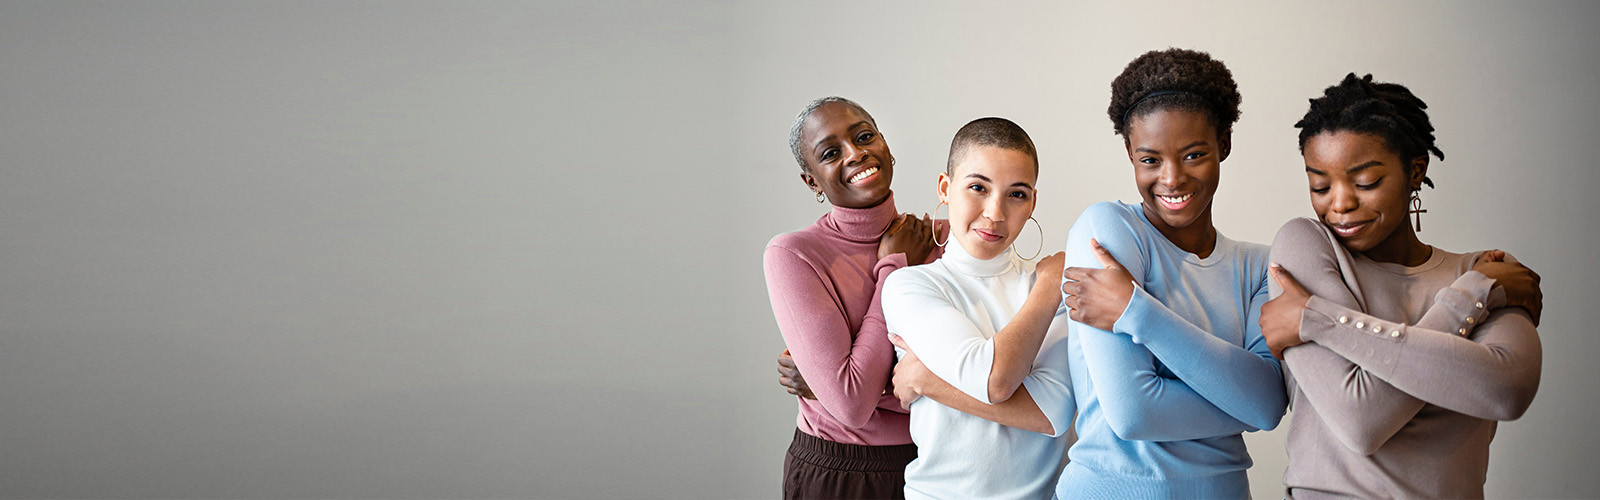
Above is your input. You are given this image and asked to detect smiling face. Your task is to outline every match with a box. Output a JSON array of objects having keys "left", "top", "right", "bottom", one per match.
[
  {"left": 797, "top": 102, "right": 894, "bottom": 208},
  {"left": 1125, "top": 109, "right": 1227, "bottom": 249},
  {"left": 938, "top": 145, "right": 1038, "bottom": 260},
  {"left": 1303, "top": 130, "right": 1430, "bottom": 263}
]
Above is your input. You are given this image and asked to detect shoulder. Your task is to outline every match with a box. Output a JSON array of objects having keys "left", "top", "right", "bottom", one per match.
[
  {"left": 885, "top": 262, "right": 943, "bottom": 292},
  {"left": 1068, "top": 201, "right": 1146, "bottom": 246},
  {"left": 1072, "top": 201, "right": 1143, "bottom": 229},
  {"left": 1269, "top": 217, "right": 1340, "bottom": 259}
]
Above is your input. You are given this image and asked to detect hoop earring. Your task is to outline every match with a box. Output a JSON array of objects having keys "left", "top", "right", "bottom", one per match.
[
  {"left": 932, "top": 201, "right": 949, "bottom": 247},
  {"left": 1011, "top": 216, "right": 1044, "bottom": 260},
  {"left": 1409, "top": 190, "right": 1427, "bottom": 232},
  {"left": 815, "top": 191, "right": 827, "bottom": 204}
]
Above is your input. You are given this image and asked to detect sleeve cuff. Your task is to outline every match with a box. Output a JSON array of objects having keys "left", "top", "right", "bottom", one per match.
[{"left": 1110, "top": 282, "right": 1153, "bottom": 342}]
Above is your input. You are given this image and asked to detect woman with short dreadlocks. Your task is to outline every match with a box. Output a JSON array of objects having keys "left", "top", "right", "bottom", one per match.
[{"left": 1259, "top": 73, "right": 1544, "bottom": 498}]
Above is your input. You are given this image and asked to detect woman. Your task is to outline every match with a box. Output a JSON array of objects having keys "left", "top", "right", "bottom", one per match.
[
  {"left": 880, "top": 117, "right": 1074, "bottom": 500},
  {"left": 1261, "top": 73, "right": 1542, "bottom": 498},
  {"left": 1053, "top": 48, "right": 1286, "bottom": 497},
  {"left": 763, "top": 96, "right": 940, "bottom": 500}
]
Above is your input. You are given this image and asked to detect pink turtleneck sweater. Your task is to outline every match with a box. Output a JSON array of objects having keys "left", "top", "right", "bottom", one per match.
[{"left": 763, "top": 192, "right": 942, "bottom": 446}]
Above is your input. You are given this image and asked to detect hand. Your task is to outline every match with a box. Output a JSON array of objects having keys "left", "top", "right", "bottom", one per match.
[
  {"left": 777, "top": 350, "right": 816, "bottom": 400},
  {"left": 1035, "top": 251, "right": 1066, "bottom": 287},
  {"left": 1474, "top": 252, "right": 1543, "bottom": 325},
  {"left": 1060, "top": 239, "right": 1135, "bottom": 331},
  {"left": 1260, "top": 264, "right": 1312, "bottom": 359},
  {"left": 879, "top": 214, "right": 936, "bottom": 264},
  {"left": 887, "top": 334, "right": 929, "bottom": 410}
]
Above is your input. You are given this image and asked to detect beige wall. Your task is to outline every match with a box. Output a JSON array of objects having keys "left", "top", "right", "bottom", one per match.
[{"left": 1, "top": 1, "right": 1595, "bottom": 498}]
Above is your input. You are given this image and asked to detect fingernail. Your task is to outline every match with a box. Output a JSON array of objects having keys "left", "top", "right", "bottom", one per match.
[{"left": 1270, "top": 263, "right": 1282, "bottom": 268}]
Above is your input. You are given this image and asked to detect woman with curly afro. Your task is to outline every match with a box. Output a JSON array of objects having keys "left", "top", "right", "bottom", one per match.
[{"left": 1052, "top": 48, "right": 1286, "bottom": 498}]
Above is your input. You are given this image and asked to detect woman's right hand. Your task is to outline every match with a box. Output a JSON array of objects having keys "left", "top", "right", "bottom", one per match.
[
  {"left": 1474, "top": 251, "right": 1543, "bottom": 325},
  {"left": 879, "top": 214, "right": 935, "bottom": 264}
]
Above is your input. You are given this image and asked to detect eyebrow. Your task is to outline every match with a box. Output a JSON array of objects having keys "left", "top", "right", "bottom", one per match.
[
  {"left": 809, "top": 121, "right": 873, "bottom": 154},
  {"left": 1306, "top": 160, "right": 1383, "bottom": 176},
  {"left": 1134, "top": 140, "right": 1208, "bottom": 155},
  {"left": 965, "top": 173, "right": 1035, "bottom": 190}
]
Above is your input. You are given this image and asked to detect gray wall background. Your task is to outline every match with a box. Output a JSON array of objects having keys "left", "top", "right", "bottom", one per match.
[{"left": 1, "top": 1, "right": 1596, "bottom": 498}]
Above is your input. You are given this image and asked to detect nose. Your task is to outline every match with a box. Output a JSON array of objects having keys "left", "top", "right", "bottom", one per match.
[
  {"left": 844, "top": 143, "right": 870, "bottom": 166},
  {"left": 1328, "top": 183, "right": 1358, "bottom": 213},
  {"left": 1157, "top": 161, "right": 1183, "bottom": 190},
  {"left": 982, "top": 193, "right": 1005, "bottom": 222}
]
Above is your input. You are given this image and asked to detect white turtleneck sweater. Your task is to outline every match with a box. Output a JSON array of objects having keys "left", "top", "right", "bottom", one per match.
[{"left": 882, "top": 238, "right": 1075, "bottom": 500}]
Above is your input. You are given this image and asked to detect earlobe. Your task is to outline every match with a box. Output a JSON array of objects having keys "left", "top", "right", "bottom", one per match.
[{"left": 800, "top": 172, "right": 819, "bottom": 193}]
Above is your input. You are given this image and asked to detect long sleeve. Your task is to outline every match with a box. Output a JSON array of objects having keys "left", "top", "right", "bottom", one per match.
[
  {"left": 880, "top": 268, "right": 999, "bottom": 405},
  {"left": 1299, "top": 276, "right": 1542, "bottom": 421},
  {"left": 1021, "top": 314, "right": 1076, "bottom": 437},
  {"left": 764, "top": 244, "right": 904, "bottom": 428},
  {"left": 1113, "top": 277, "right": 1285, "bottom": 430},
  {"left": 1065, "top": 203, "right": 1259, "bottom": 441}
]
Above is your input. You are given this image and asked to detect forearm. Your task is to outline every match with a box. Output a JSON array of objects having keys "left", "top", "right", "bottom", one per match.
[
  {"left": 987, "top": 284, "right": 1061, "bottom": 402},
  {"left": 1080, "top": 325, "right": 1256, "bottom": 441},
  {"left": 1116, "top": 287, "right": 1285, "bottom": 429},
  {"left": 1302, "top": 297, "right": 1542, "bottom": 420},
  {"left": 920, "top": 375, "right": 1053, "bottom": 435},
  {"left": 1283, "top": 343, "right": 1422, "bottom": 454}
]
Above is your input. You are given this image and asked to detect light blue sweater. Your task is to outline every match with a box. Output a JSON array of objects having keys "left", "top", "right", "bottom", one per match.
[{"left": 1054, "top": 201, "right": 1286, "bottom": 499}]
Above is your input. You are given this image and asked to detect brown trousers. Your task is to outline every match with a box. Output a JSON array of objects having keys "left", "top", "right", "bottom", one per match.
[{"left": 783, "top": 429, "right": 916, "bottom": 500}]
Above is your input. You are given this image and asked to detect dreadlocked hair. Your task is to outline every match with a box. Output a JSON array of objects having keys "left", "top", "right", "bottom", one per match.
[
  {"left": 1295, "top": 73, "right": 1443, "bottom": 188},
  {"left": 1107, "top": 48, "right": 1242, "bottom": 138}
]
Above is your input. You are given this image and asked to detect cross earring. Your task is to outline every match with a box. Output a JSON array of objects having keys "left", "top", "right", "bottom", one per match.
[{"left": 1409, "top": 190, "right": 1427, "bottom": 232}]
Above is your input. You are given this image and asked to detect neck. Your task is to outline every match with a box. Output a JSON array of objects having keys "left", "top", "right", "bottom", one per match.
[
  {"left": 1142, "top": 203, "right": 1217, "bottom": 258},
  {"left": 1362, "top": 226, "right": 1432, "bottom": 266}
]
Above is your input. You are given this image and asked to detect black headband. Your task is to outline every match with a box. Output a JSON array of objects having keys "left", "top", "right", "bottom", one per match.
[{"left": 1120, "top": 90, "right": 1199, "bottom": 128}]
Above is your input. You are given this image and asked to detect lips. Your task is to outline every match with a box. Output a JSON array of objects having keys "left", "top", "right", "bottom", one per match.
[
  {"left": 973, "top": 228, "right": 1004, "bottom": 242},
  {"left": 1156, "top": 192, "right": 1194, "bottom": 211},
  {"left": 847, "top": 165, "right": 880, "bottom": 185},
  {"left": 1327, "top": 219, "right": 1373, "bottom": 238}
]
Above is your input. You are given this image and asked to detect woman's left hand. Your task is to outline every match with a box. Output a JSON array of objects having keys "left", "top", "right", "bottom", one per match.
[
  {"left": 1061, "top": 239, "right": 1135, "bottom": 331},
  {"left": 1260, "top": 264, "right": 1312, "bottom": 359},
  {"left": 887, "top": 334, "right": 929, "bottom": 410}
]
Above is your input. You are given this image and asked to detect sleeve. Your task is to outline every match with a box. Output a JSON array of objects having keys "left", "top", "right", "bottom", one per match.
[
  {"left": 1110, "top": 264, "right": 1286, "bottom": 431},
  {"left": 1298, "top": 271, "right": 1542, "bottom": 421},
  {"left": 1020, "top": 305, "right": 1076, "bottom": 437},
  {"left": 1065, "top": 203, "right": 1257, "bottom": 441},
  {"left": 881, "top": 267, "right": 999, "bottom": 404},
  {"left": 764, "top": 243, "right": 904, "bottom": 427}
]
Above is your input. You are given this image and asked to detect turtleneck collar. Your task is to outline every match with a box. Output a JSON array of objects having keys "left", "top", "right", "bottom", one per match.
[
  {"left": 941, "top": 234, "right": 1018, "bottom": 277},
  {"left": 823, "top": 191, "right": 899, "bottom": 243}
]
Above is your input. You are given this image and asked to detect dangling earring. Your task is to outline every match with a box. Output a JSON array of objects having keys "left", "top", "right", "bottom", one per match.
[
  {"left": 932, "top": 201, "right": 949, "bottom": 247},
  {"left": 1011, "top": 217, "right": 1044, "bottom": 260},
  {"left": 1409, "top": 190, "right": 1427, "bottom": 232},
  {"left": 815, "top": 191, "right": 827, "bottom": 204}
]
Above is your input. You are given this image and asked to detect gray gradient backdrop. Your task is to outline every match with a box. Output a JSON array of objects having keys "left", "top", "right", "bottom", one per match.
[{"left": 2, "top": 1, "right": 1596, "bottom": 498}]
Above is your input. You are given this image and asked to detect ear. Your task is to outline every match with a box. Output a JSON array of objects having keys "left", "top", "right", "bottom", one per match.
[
  {"left": 1217, "top": 129, "right": 1233, "bottom": 162},
  {"left": 1408, "top": 155, "right": 1430, "bottom": 190},
  {"left": 799, "top": 171, "right": 821, "bottom": 194},
  {"left": 936, "top": 171, "right": 951, "bottom": 204}
]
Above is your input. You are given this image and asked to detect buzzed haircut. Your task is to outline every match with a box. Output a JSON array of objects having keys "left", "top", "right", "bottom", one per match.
[{"left": 946, "top": 117, "right": 1039, "bottom": 176}]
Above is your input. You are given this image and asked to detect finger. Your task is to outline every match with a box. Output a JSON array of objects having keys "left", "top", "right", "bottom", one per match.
[
  {"left": 778, "top": 354, "right": 796, "bottom": 369},
  {"left": 1060, "top": 282, "right": 1081, "bottom": 297},
  {"left": 1067, "top": 307, "right": 1083, "bottom": 323},
  {"left": 1062, "top": 267, "right": 1089, "bottom": 282},
  {"left": 1270, "top": 263, "right": 1309, "bottom": 295},
  {"left": 888, "top": 333, "right": 909, "bottom": 350},
  {"left": 1089, "top": 238, "right": 1123, "bottom": 270}
]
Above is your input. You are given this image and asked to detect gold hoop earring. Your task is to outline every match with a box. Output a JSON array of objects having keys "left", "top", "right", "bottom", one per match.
[
  {"left": 1011, "top": 216, "right": 1044, "bottom": 260},
  {"left": 1409, "top": 190, "right": 1426, "bottom": 232},
  {"left": 815, "top": 191, "right": 827, "bottom": 204},
  {"left": 932, "top": 201, "right": 949, "bottom": 247}
]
